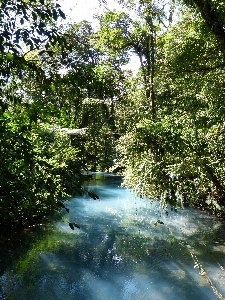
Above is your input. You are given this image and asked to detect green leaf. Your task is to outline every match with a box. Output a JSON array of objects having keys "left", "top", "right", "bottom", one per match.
[
  {"left": 21, "top": 63, "right": 26, "bottom": 70},
  {"left": 69, "top": 223, "right": 74, "bottom": 230},
  {"left": 38, "top": 50, "right": 47, "bottom": 55},
  {"left": 6, "top": 52, "right": 13, "bottom": 61},
  {"left": 46, "top": 9, "right": 52, "bottom": 17},
  {"left": 53, "top": 9, "right": 58, "bottom": 21},
  {"left": 154, "top": 220, "right": 164, "bottom": 226},
  {"left": 69, "top": 222, "right": 80, "bottom": 230},
  {"left": 88, "top": 191, "right": 99, "bottom": 200},
  {"left": 158, "top": 220, "right": 164, "bottom": 224},
  {"left": 32, "top": 12, "right": 37, "bottom": 21},
  {"left": 15, "top": 29, "right": 22, "bottom": 43},
  {"left": 58, "top": 9, "right": 66, "bottom": 19},
  {"left": 57, "top": 201, "right": 65, "bottom": 208}
]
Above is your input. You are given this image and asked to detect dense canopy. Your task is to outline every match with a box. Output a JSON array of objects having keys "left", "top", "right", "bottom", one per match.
[{"left": 0, "top": 0, "right": 225, "bottom": 231}]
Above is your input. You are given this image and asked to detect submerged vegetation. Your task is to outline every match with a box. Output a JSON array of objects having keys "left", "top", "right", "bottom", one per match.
[{"left": 0, "top": 0, "right": 225, "bottom": 231}]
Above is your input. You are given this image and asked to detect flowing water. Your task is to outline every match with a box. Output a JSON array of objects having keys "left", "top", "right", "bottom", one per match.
[{"left": 0, "top": 172, "right": 225, "bottom": 300}]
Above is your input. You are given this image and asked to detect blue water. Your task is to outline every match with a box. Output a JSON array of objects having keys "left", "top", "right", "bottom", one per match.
[{"left": 0, "top": 172, "right": 225, "bottom": 299}]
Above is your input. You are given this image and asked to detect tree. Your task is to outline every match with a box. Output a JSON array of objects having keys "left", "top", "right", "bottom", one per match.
[
  {"left": 97, "top": 10, "right": 157, "bottom": 115},
  {"left": 37, "top": 20, "right": 132, "bottom": 171},
  {"left": 114, "top": 1, "right": 225, "bottom": 213},
  {"left": 184, "top": 0, "right": 225, "bottom": 55},
  {"left": 0, "top": 0, "right": 93, "bottom": 231},
  {"left": 97, "top": 0, "right": 176, "bottom": 118},
  {"left": 0, "top": 0, "right": 66, "bottom": 86}
]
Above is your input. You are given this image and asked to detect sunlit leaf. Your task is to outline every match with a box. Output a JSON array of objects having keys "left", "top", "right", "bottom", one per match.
[{"left": 6, "top": 53, "right": 13, "bottom": 61}]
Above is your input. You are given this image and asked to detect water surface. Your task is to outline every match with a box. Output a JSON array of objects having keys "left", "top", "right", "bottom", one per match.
[{"left": 1, "top": 172, "right": 225, "bottom": 299}]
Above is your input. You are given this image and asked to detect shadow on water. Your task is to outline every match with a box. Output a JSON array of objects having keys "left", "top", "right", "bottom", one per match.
[{"left": 0, "top": 172, "right": 225, "bottom": 300}]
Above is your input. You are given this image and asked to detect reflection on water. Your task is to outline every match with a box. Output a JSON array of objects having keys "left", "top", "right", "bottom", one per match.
[{"left": 0, "top": 172, "right": 225, "bottom": 299}]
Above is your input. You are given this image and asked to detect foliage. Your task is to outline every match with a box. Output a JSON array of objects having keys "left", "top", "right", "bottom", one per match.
[
  {"left": 114, "top": 2, "right": 225, "bottom": 213},
  {"left": 0, "top": 105, "right": 88, "bottom": 230},
  {"left": 37, "top": 21, "right": 128, "bottom": 171},
  {"left": 0, "top": 1, "right": 89, "bottom": 231},
  {"left": 0, "top": 2, "right": 128, "bottom": 230},
  {"left": 96, "top": 7, "right": 158, "bottom": 115},
  {"left": 1, "top": 0, "right": 225, "bottom": 232},
  {"left": 0, "top": 0, "right": 66, "bottom": 89},
  {"left": 183, "top": 0, "right": 225, "bottom": 55},
  {"left": 74, "top": 98, "right": 117, "bottom": 171}
]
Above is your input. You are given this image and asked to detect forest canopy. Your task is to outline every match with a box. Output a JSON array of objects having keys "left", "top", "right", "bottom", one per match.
[{"left": 0, "top": 0, "right": 225, "bottom": 231}]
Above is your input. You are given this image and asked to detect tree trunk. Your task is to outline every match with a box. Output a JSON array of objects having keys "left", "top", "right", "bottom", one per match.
[{"left": 146, "top": 11, "right": 156, "bottom": 119}]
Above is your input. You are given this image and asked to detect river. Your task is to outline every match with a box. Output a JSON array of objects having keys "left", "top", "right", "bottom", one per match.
[{"left": 0, "top": 172, "right": 225, "bottom": 299}]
